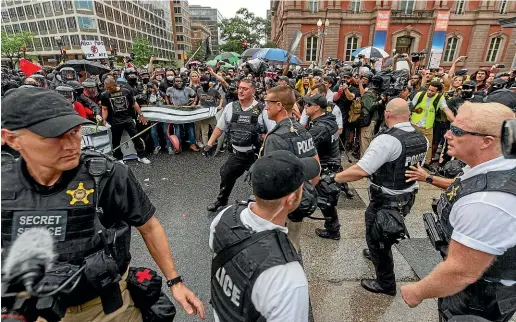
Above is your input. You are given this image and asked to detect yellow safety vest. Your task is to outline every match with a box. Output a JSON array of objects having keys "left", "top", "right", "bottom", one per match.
[{"left": 410, "top": 92, "right": 444, "bottom": 129}]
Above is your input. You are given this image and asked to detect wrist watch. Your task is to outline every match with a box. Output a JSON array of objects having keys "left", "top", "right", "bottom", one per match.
[
  {"left": 425, "top": 175, "right": 434, "bottom": 184},
  {"left": 166, "top": 276, "right": 183, "bottom": 288}
]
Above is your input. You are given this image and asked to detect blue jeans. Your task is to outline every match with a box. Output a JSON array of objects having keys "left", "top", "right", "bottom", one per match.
[
  {"left": 173, "top": 123, "right": 195, "bottom": 145},
  {"left": 150, "top": 123, "right": 171, "bottom": 148}
]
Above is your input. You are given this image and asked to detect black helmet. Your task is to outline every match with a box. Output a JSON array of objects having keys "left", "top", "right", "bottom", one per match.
[
  {"left": 124, "top": 67, "right": 138, "bottom": 80},
  {"left": 362, "top": 71, "right": 374, "bottom": 81},
  {"left": 56, "top": 85, "right": 74, "bottom": 101},
  {"left": 60, "top": 67, "right": 77, "bottom": 82},
  {"left": 287, "top": 183, "right": 318, "bottom": 222},
  {"left": 66, "top": 80, "right": 84, "bottom": 97},
  {"left": 31, "top": 74, "right": 47, "bottom": 88}
]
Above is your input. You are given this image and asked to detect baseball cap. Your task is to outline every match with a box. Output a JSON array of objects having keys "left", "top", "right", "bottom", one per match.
[
  {"left": 455, "top": 69, "right": 468, "bottom": 76},
  {"left": 302, "top": 93, "right": 328, "bottom": 109},
  {"left": 200, "top": 75, "right": 210, "bottom": 83},
  {"left": 251, "top": 150, "right": 320, "bottom": 200},
  {"left": 342, "top": 71, "right": 353, "bottom": 78},
  {"left": 1, "top": 87, "right": 93, "bottom": 138},
  {"left": 279, "top": 76, "right": 289, "bottom": 82}
]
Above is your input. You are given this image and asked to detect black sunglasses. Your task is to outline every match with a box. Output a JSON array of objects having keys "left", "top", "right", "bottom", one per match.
[{"left": 449, "top": 124, "right": 498, "bottom": 138}]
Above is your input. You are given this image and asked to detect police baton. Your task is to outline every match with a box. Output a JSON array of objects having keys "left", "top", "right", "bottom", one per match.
[{"left": 110, "top": 122, "right": 159, "bottom": 153}]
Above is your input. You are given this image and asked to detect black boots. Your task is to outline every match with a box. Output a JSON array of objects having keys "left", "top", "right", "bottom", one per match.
[{"left": 315, "top": 228, "right": 341, "bottom": 240}]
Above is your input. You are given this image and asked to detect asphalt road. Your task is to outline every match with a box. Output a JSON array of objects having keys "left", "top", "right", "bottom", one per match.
[{"left": 127, "top": 150, "right": 251, "bottom": 322}]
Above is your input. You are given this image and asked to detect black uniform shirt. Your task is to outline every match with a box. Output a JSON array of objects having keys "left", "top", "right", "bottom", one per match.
[
  {"left": 99, "top": 88, "right": 135, "bottom": 125},
  {"left": 263, "top": 117, "right": 317, "bottom": 158},
  {"left": 17, "top": 157, "right": 155, "bottom": 228}
]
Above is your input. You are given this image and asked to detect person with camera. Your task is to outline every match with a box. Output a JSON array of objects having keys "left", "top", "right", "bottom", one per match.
[
  {"left": 1, "top": 88, "right": 206, "bottom": 321},
  {"left": 484, "top": 77, "right": 516, "bottom": 112},
  {"left": 411, "top": 81, "right": 455, "bottom": 166},
  {"left": 302, "top": 93, "right": 343, "bottom": 240},
  {"left": 210, "top": 150, "right": 319, "bottom": 322},
  {"left": 447, "top": 81, "right": 485, "bottom": 115},
  {"left": 204, "top": 79, "right": 270, "bottom": 212},
  {"left": 358, "top": 75, "right": 382, "bottom": 156},
  {"left": 334, "top": 71, "right": 360, "bottom": 151},
  {"left": 400, "top": 102, "right": 516, "bottom": 322},
  {"left": 330, "top": 98, "right": 428, "bottom": 295}
]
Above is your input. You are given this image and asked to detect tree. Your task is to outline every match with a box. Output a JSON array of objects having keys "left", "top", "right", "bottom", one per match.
[
  {"left": 218, "top": 8, "right": 270, "bottom": 54},
  {"left": 131, "top": 37, "right": 152, "bottom": 67},
  {"left": 263, "top": 41, "right": 277, "bottom": 49},
  {"left": 1, "top": 31, "right": 35, "bottom": 68},
  {"left": 186, "top": 39, "right": 204, "bottom": 61}
]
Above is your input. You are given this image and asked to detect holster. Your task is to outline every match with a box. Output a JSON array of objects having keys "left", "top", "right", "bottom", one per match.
[{"left": 83, "top": 251, "right": 122, "bottom": 314}]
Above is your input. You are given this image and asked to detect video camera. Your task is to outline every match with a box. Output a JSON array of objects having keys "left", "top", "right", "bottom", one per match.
[{"left": 410, "top": 52, "right": 426, "bottom": 62}]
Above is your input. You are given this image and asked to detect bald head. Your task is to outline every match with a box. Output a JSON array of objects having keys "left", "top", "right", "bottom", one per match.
[{"left": 386, "top": 98, "right": 410, "bottom": 116}]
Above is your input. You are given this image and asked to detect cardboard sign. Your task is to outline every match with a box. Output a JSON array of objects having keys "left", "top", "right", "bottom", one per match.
[{"left": 81, "top": 40, "right": 108, "bottom": 60}]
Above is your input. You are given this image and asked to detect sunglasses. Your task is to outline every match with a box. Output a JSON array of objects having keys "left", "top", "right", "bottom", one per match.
[
  {"left": 449, "top": 124, "right": 498, "bottom": 138},
  {"left": 265, "top": 100, "right": 280, "bottom": 105}
]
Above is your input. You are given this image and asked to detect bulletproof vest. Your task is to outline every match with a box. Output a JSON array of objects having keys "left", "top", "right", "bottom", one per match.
[
  {"left": 228, "top": 101, "right": 263, "bottom": 147},
  {"left": 371, "top": 127, "right": 427, "bottom": 190},
  {"left": 437, "top": 167, "right": 516, "bottom": 282},
  {"left": 311, "top": 113, "right": 340, "bottom": 167},
  {"left": 211, "top": 204, "right": 299, "bottom": 322},
  {"left": 1, "top": 151, "right": 131, "bottom": 305},
  {"left": 266, "top": 118, "right": 316, "bottom": 158}
]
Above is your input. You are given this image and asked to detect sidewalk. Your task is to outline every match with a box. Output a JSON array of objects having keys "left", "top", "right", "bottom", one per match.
[{"left": 301, "top": 172, "right": 443, "bottom": 322}]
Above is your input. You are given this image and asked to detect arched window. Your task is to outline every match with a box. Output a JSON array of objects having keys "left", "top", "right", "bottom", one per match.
[
  {"left": 305, "top": 36, "right": 318, "bottom": 62},
  {"left": 443, "top": 37, "right": 459, "bottom": 62},
  {"left": 345, "top": 36, "right": 359, "bottom": 61},
  {"left": 486, "top": 37, "right": 502, "bottom": 62}
]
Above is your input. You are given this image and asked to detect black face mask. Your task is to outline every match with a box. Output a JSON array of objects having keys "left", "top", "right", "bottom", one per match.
[
  {"left": 201, "top": 83, "right": 209, "bottom": 91},
  {"left": 487, "top": 86, "right": 500, "bottom": 95},
  {"left": 461, "top": 90, "right": 473, "bottom": 99},
  {"left": 142, "top": 78, "right": 149, "bottom": 84},
  {"left": 127, "top": 77, "right": 137, "bottom": 85}
]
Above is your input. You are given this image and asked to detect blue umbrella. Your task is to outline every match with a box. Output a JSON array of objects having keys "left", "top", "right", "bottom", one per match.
[{"left": 252, "top": 48, "right": 303, "bottom": 65}]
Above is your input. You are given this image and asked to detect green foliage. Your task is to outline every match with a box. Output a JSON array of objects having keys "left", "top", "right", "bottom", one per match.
[
  {"left": 186, "top": 39, "right": 204, "bottom": 61},
  {"left": 263, "top": 41, "right": 277, "bottom": 49},
  {"left": 1, "top": 31, "right": 35, "bottom": 67},
  {"left": 131, "top": 37, "right": 153, "bottom": 67},
  {"left": 218, "top": 8, "right": 271, "bottom": 54}
]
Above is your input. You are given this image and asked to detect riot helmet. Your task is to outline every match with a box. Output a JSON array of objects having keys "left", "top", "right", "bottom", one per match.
[
  {"left": 124, "top": 67, "right": 138, "bottom": 85},
  {"left": 460, "top": 81, "right": 476, "bottom": 99},
  {"left": 60, "top": 67, "right": 77, "bottom": 82},
  {"left": 82, "top": 78, "right": 99, "bottom": 98},
  {"left": 31, "top": 74, "right": 48, "bottom": 88},
  {"left": 66, "top": 80, "right": 84, "bottom": 98},
  {"left": 56, "top": 85, "right": 74, "bottom": 102}
]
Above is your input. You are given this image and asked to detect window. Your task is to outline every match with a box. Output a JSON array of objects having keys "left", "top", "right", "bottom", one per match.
[
  {"left": 33, "top": 3, "right": 42, "bottom": 15},
  {"left": 12, "top": 23, "right": 20, "bottom": 33},
  {"left": 20, "top": 22, "right": 28, "bottom": 31},
  {"left": 16, "top": 6, "right": 25, "bottom": 19},
  {"left": 2, "top": 9, "right": 9, "bottom": 20},
  {"left": 41, "top": 37, "right": 51, "bottom": 49},
  {"left": 94, "top": 1, "right": 104, "bottom": 14},
  {"left": 63, "top": 1, "right": 73, "bottom": 10},
  {"left": 47, "top": 19, "right": 56, "bottom": 31},
  {"left": 122, "top": 12, "right": 128, "bottom": 24},
  {"left": 77, "top": 16, "right": 97, "bottom": 29},
  {"left": 124, "top": 27, "right": 130, "bottom": 39},
  {"left": 43, "top": 2, "right": 53, "bottom": 15},
  {"left": 37, "top": 20, "right": 47, "bottom": 32},
  {"left": 174, "top": 7, "right": 181, "bottom": 14},
  {"left": 400, "top": 0, "right": 415, "bottom": 14},
  {"left": 53, "top": 1, "right": 62, "bottom": 12},
  {"left": 75, "top": 0, "right": 93, "bottom": 10},
  {"left": 114, "top": 9, "right": 120, "bottom": 22},
  {"left": 98, "top": 19, "right": 106, "bottom": 32},
  {"left": 66, "top": 16, "right": 77, "bottom": 29},
  {"left": 56, "top": 18, "right": 65, "bottom": 30},
  {"left": 486, "top": 37, "right": 502, "bottom": 62},
  {"left": 454, "top": 0, "right": 466, "bottom": 14},
  {"left": 305, "top": 36, "right": 318, "bottom": 61},
  {"left": 25, "top": 5, "right": 34, "bottom": 16},
  {"left": 29, "top": 21, "right": 37, "bottom": 32},
  {"left": 395, "top": 36, "right": 413, "bottom": 54},
  {"left": 118, "top": 39, "right": 125, "bottom": 52},
  {"left": 61, "top": 35, "right": 70, "bottom": 47},
  {"left": 443, "top": 37, "right": 459, "bottom": 62},
  {"left": 105, "top": 6, "right": 112, "bottom": 18},
  {"left": 345, "top": 37, "right": 359, "bottom": 61},
  {"left": 33, "top": 38, "right": 42, "bottom": 49},
  {"left": 176, "top": 26, "right": 183, "bottom": 33},
  {"left": 175, "top": 17, "right": 182, "bottom": 23},
  {"left": 499, "top": 0, "right": 508, "bottom": 14},
  {"left": 70, "top": 34, "right": 80, "bottom": 46},
  {"left": 176, "top": 35, "right": 185, "bottom": 42},
  {"left": 116, "top": 24, "right": 123, "bottom": 37},
  {"left": 308, "top": 0, "right": 318, "bottom": 13},
  {"left": 107, "top": 22, "right": 115, "bottom": 35},
  {"left": 351, "top": 0, "right": 361, "bottom": 13}
]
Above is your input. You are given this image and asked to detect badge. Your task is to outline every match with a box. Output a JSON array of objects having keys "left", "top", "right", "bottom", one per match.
[
  {"left": 66, "top": 182, "right": 94, "bottom": 205},
  {"left": 446, "top": 185, "right": 460, "bottom": 201}
]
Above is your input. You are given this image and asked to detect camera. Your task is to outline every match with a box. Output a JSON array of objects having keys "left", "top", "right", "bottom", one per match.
[
  {"left": 502, "top": 119, "right": 516, "bottom": 159},
  {"left": 411, "top": 52, "right": 426, "bottom": 62}
]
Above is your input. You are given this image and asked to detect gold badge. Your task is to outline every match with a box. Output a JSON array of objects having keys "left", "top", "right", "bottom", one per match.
[
  {"left": 447, "top": 185, "right": 460, "bottom": 201},
  {"left": 66, "top": 182, "right": 94, "bottom": 205}
]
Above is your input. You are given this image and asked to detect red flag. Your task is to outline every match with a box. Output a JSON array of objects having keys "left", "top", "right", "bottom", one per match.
[{"left": 19, "top": 58, "right": 41, "bottom": 76}]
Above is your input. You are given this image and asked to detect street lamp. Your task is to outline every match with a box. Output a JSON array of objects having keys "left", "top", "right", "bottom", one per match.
[{"left": 316, "top": 18, "right": 329, "bottom": 67}]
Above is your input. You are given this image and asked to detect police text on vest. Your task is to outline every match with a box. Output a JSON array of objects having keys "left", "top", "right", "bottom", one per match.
[{"left": 215, "top": 267, "right": 241, "bottom": 307}]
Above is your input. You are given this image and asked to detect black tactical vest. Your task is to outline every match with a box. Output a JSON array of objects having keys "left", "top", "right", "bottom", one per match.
[
  {"left": 211, "top": 204, "right": 299, "bottom": 322},
  {"left": 437, "top": 167, "right": 516, "bottom": 283},
  {"left": 1, "top": 151, "right": 131, "bottom": 305},
  {"left": 264, "top": 118, "right": 316, "bottom": 158},
  {"left": 310, "top": 113, "right": 340, "bottom": 167},
  {"left": 228, "top": 101, "right": 264, "bottom": 147},
  {"left": 371, "top": 127, "right": 427, "bottom": 190}
]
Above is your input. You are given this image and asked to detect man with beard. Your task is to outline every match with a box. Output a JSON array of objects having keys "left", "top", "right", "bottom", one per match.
[{"left": 99, "top": 78, "right": 151, "bottom": 164}]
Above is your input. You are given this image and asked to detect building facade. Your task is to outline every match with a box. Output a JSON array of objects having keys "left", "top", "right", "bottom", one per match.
[
  {"left": 171, "top": 0, "right": 191, "bottom": 63},
  {"left": 190, "top": 23, "right": 211, "bottom": 54},
  {"left": 271, "top": 0, "right": 516, "bottom": 69},
  {"left": 189, "top": 5, "right": 223, "bottom": 55},
  {"left": 1, "top": 0, "right": 175, "bottom": 66}
]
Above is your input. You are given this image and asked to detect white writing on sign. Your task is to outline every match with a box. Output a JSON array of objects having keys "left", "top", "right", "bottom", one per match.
[
  {"left": 12, "top": 211, "right": 68, "bottom": 241},
  {"left": 81, "top": 40, "right": 108, "bottom": 60}
]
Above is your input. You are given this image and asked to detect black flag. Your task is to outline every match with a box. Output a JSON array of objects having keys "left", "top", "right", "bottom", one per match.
[{"left": 204, "top": 36, "right": 211, "bottom": 61}]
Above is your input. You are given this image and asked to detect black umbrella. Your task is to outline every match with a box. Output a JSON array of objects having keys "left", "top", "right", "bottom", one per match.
[
  {"left": 56, "top": 59, "right": 110, "bottom": 75},
  {"left": 241, "top": 48, "right": 262, "bottom": 58}
]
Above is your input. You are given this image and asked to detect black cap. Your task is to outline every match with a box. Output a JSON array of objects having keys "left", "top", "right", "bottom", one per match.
[
  {"left": 251, "top": 150, "right": 320, "bottom": 200},
  {"left": 302, "top": 93, "right": 328, "bottom": 109},
  {"left": 455, "top": 69, "right": 468, "bottom": 76},
  {"left": 492, "top": 78, "right": 507, "bottom": 86},
  {"left": 1, "top": 87, "right": 93, "bottom": 138},
  {"left": 462, "top": 81, "right": 476, "bottom": 89},
  {"left": 342, "top": 71, "right": 353, "bottom": 78},
  {"left": 200, "top": 75, "right": 210, "bottom": 83}
]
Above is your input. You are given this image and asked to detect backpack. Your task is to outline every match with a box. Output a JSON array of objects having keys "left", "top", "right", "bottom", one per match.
[
  {"left": 356, "top": 91, "right": 378, "bottom": 128},
  {"left": 348, "top": 98, "right": 362, "bottom": 123}
]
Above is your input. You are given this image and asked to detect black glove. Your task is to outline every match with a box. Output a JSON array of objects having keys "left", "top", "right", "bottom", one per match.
[{"left": 202, "top": 145, "right": 215, "bottom": 157}]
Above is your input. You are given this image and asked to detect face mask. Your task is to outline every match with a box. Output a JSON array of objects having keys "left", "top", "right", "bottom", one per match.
[
  {"left": 461, "top": 90, "right": 473, "bottom": 99},
  {"left": 167, "top": 76, "right": 174, "bottom": 81},
  {"left": 202, "top": 83, "right": 209, "bottom": 91},
  {"left": 128, "top": 78, "right": 137, "bottom": 84},
  {"left": 142, "top": 78, "right": 149, "bottom": 84}
]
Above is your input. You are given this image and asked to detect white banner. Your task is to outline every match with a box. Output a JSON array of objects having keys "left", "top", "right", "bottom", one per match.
[{"left": 81, "top": 40, "right": 108, "bottom": 60}]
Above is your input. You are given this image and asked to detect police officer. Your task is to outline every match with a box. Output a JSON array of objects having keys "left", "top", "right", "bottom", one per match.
[
  {"left": 1, "top": 88, "right": 205, "bottom": 320},
  {"left": 261, "top": 86, "right": 319, "bottom": 251},
  {"left": 210, "top": 150, "right": 320, "bottom": 322},
  {"left": 302, "top": 93, "right": 342, "bottom": 240},
  {"left": 401, "top": 102, "right": 516, "bottom": 321},
  {"left": 204, "top": 79, "right": 271, "bottom": 212},
  {"left": 331, "top": 98, "right": 428, "bottom": 295}
]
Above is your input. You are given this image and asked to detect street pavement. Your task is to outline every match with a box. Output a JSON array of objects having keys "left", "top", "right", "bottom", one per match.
[{"left": 128, "top": 151, "right": 515, "bottom": 322}]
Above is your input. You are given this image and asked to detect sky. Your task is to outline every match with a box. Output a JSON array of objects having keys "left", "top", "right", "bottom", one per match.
[{"left": 188, "top": 0, "right": 270, "bottom": 19}]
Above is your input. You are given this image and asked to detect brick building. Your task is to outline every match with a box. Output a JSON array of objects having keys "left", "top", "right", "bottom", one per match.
[
  {"left": 171, "top": 0, "right": 192, "bottom": 64},
  {"left": 271, "top": 0, "right": 516, "bottom": 70},
  {"left": 190, "top": 23, "right": 211, "bottom": 53}
]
